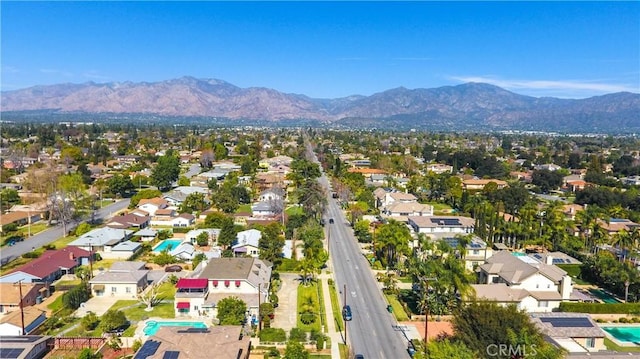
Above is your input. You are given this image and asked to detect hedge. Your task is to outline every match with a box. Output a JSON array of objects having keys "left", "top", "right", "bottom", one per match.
[{"left": 559, "top": 302, "right": 640, "bottom": 314}]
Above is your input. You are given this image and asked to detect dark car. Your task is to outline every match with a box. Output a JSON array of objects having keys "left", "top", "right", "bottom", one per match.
[
  {"left": 342, "top": 305, "right": 352, "bottom": 321},
  {"left": 320, "top": 219, "right": 325, "bottom": 226},
  {"left": 329, "top": 218, "right": 334, "bottom": 224},
  {"left": 164, "top": 265, "right": 183, "bottom": 272},
  {"left": 354, "top": 355, "right": 365, "bottom": 359}
]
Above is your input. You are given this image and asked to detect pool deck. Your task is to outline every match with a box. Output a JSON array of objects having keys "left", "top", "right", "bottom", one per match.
[
  {"left": 600, "top": 323, "right": 640, "bottom": 347},
  {"left": 134, "top": 317, "right": 212, "bottom": 339}
]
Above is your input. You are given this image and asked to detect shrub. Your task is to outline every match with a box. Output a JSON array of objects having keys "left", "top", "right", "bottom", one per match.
[
  {"left": 559, "top": 302, "right": 640, "bottom": 314},
  {"left": 259, "top": 328, "right": 287, "bottom": 342},
  {"left": 289, "top": 327, "right": 307, "bottom": 342},
  {"left": 619, "top": 317, "right": 628, "bottom": 323},
  {"left": 81, "top": 312, "right": 99, "bottom": 331},
  {"left": 2, "top": 223, "right": 19, "bottom": 233},
  {"left": 75, "top": 223, "right": 92, "bottom": 236},
  {"left": 315, "top": 334, "right": 325, "bottom": 350},
  {"left": 43, "top": 244, "right": 56, "bottom": 250},
  {"left": 22, "top": 252, "right": 40, "bottom": 259},
  {"left": 131, "top": 339, "right": 142, "bottom": 353},
  {"left": 62, "top": 285, "right": 90, "bottom": 310},
  {"left": 328, "top": 278, "right": 334, "bottom": 286},
  {"left": 264, "top": 347, "right": 280, "bottom": 358}
]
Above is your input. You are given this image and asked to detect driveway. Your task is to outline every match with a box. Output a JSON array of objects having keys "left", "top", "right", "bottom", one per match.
[
  {"left": 272, "top": 272, "right": 299, "bottom": 331},
  {"left": 75, "top": 296, "right": 121, "bottom": 317}
]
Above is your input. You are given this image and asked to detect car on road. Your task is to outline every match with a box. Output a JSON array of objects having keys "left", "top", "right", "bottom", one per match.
[
  {"left": 342, "top": 305, "right": 352, "bottom": 321},
  {"left": 164, "top": 265, "right": 183, "bottom": 272},
  {"left": 329, "top": 218, "right": 334, "bottom": 224},
  {"left": 354, "top": 355, "right": 365, "bottom": 359}
]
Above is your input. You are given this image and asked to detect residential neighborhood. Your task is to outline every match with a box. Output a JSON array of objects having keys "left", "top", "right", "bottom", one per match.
[{"left": 1, "top": 124, "right": 640, "bottom": 358}]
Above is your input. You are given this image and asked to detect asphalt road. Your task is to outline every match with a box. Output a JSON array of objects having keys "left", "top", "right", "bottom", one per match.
[
  {"left": 307, "top": 143, "right": 409, "bottom": 358},
  {"left": 0, "top": 199, "right": 131, "bottom": 265}
]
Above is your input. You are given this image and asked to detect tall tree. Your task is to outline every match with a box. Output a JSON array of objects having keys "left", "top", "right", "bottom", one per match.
[{"left": 150, "top": 154, "right": 180, "bottom": 191}]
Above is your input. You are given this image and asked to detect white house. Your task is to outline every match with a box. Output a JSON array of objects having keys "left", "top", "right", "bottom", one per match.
[
  {"left": 232, "top": 229, "right": 262, "bottom": 257},
  {"left": 150, "top": 213, "right": 195, "bottom": 227},
  {"left": 69, "top": 227, "right": 133, "bottom": 252},
  {"left": 0, "top": 308, "right": 46, "bottom": 336},
  {"left": 251, "top": 201, "right": 279, "bottom": 217},
  {"left": 170, "top": 242, "right": 196, "bottom": 261},
  {"left": 137, "top": 198, "right": 169, "bottom": 216},
  {"left": 175, "top": 257, "right": 271, "bottom": 320},
  {"left": 185, "top": 228, "right": 221, "bottom": 246},
  {"left": 89, "top": 261, "right": 148, "bottom": 299},
  {"left": 132, "top": 228, "right": 158, "bottom": 242},
  {"left": 383, "top": 202, "right": 433, "bottom": 219},
  {"left": 408, "top": 216, "right": 475, "bottom": 235},
  {"left": 258, "top": 188, "right": 284, "bottom": 202},
  {"left": 472, "top": 251, "right": 574, "bottom": 312},
  {"left": 99, "top": 240, "right": 142, "bottom": 260}
]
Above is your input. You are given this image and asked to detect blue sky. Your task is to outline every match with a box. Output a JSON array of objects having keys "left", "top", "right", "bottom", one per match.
[{"left": 1, "top": 1, "right": 639, "bottom": 98}]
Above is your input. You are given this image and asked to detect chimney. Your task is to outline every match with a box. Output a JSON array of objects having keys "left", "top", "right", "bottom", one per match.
[
  {"left": 69, "top": 252, "right": 75, "bottom": 260},
  {"left": 545, "top": 255, "right": 554, "bottom": 265},
  {"left": 560, "top": 275, "right": 572, "bottom": 300}
]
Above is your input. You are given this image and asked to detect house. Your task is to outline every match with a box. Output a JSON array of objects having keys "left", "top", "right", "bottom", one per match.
[
  {"left": 0, "top": 211, "right": 42, "bottom": 232},
  {"left": 530, "top": 312, "right": 606, "bottom": 353},
  {"left": 232, "top": 229, "right": 262, "bottom": 257},
  {"left": 99, "top": 241, "right": 143, "bottom": 260},
  {"left": 461, "top": 179, "right": 508, "bottom": 191},
  {"left": 382, "top": 202, "right": 433, "bottom": 219},
  {"left": 535, "top": 163, "right": 562, "bottom": 172},
  {"left": 0, "top": 247, "right": 90, "bottom": 284},
  {"left": 107, "top": 213, "right": 151, "bottom": 229},
  {"left": 137, "top": 198, "right": 169, "bottom": 216},
  {"left": 132, "top": 228, "right": 158, "bottom": 242},
  {"left": 164, "top": 186, "right": 210, "bottom": 206},
  {"left": 170, "top": 242, "right": 197, "bottom": 261},
  {"left": 440, "top": 236, "right": 492, "bottom": 271},
  {"left": 598, "top": 218, "right": 640, "bottom": 236},
  {"left": 621, "top": 175, "right": 640, "bottom": 186},
  {"left": 89, "top": 261, "right": 148, "bottom": 298},
  {"left": 562, "top": 204, "right": 584, "bottom": 221},
  {"left": 150, "top": 213, "right": 195, "bottom": 227},
  {"left": 185, "top": 229, "right": 220, "bottom": 246},
  {"left": 425, "top": 163, "right": 453, "bottom": 174},
  {"left": 408, "top": 216, "right": 475, "bottom": 235},
  {"left": 0, "top": 335, "right": 52, "bottom": 359},
  {"left": 176, "top": 258, "right": 271, "bottom": 319},
  {"left": 134, "top": 326, "right": 250, "bottom": 359},
  {"left": 374, "top": 189, "right": 418, "bottom": 210},
  {"left": 472, "top": 251, "right": 574, "bottom": 312},
  {"left": 251, "top": 201, "right": 279, "bottom": 217},
  {"left": 0, "top": 282, "right": 46, "bottom": 314},
  {"left": 257, "top": 188, "right": 285, "bottom": 202},
  {"left": 68, "top": 227, "right": 133, "bottom": 252},
  {"left": 0, "top": 308, "right": 47, "bottom": 335}
]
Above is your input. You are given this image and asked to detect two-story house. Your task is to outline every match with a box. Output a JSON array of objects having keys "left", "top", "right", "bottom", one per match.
[
  {"left": 232, "top": 229, "right": 262, "bottom": 257},
  {"left": 175, "top": 258, "right": 271, "bottom": 320},
  {"left": 471, "top": 251, "right": 574, "bottom": 312}
]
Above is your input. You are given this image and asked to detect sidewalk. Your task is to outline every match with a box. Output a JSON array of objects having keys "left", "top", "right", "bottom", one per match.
[{"left": 320, "top": 270, "right": 342, "bottom": 359}]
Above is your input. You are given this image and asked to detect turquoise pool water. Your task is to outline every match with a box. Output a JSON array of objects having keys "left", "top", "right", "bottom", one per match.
[
  {"left": 143, "top": 320, "right": 208, "bottom": 336},
  {"left": 589, "top": 288, "right": 621, "bottom": 304},
  {"left": 153, "top": 239, "right": 182, "bottom": 253},
  {"left": 602, "top": 326, "right": 640, "bottom": 343}
]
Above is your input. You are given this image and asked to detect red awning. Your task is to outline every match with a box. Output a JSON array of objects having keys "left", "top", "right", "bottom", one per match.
[
  {"left": 212, "top": 280, "right": 219, "bottom": 287},
  {"left": 224, "top": 280, "right": 230, "bottom": 287},
  {"left": 176, "top": 302, "right": 190, "bottom": 309},
  {"left": 235, "top": 280, "right": 241, "bottom": 287},
  {"left": 176, "top": 278, "right": 208, "bottom": 289}
]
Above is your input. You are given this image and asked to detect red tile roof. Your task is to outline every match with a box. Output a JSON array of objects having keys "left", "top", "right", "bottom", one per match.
[
  {"left": 12, "top": 247, "right": 90, "bottom": 279},
  {"left": 176, "top": 278, "right": 208, "bottom": 289}
]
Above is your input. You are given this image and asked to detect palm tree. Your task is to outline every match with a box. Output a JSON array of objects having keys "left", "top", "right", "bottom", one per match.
[
  {"left": 611, "top": 229, "right": 633, "bottom": 262},
  {"left": 374, "top": 220, "right": 411, "bottom": 269}
]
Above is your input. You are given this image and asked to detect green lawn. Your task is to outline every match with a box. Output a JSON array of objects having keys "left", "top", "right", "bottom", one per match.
[
  {"left": 328, "top": 281, "right": 344, "bottom": 331},
  {"left": 297, "top": 281, "right": 322, "bottom": 332},
  {"left": 120, "top": 301, "right": 176, "bottom": 321},
  {"left": 55, "top": 279, "right": 82, "bottom": 287},
  {"left": 109, "top": 300, "right": 139, "bottom": 312},
  {"left": 236, "top": 204, "right": 252, "bottom": 213},
  {"left": 286, "top": 205, "right": 304, "bottom": 216},
  {"left": 397, "top": 276, "right": 413, "bottom": 283},
  {"left": 156, "top": 281, "right": 177, "bottom": 300},
  {"left": 309, "top": 355, "right": 331, "bottom": 359},
  {"left": 47, "top": 295, "right": 64, "bottom": 311},
  {"left": 557, "top": 264, "right": 593, "bottom": 285},
  {"left": 385, "top": 294, "right": 410, "bottom": 321},
  {"left": 316, "top": 279, "right": 328, "bottom": 333},
  {"left": 339, "top": 344, "right": 349, "bottom": 359},
  {"left": 604, "top": 338, "right": 640, "bottom": 352}
]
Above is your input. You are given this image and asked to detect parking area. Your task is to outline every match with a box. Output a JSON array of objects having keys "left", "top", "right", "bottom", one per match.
[
  {"left": 271, "top": 272, "right": 299, "bottom": 331},
  {"left": 75, "top": 296, "right": 120, "bottom": 317}
]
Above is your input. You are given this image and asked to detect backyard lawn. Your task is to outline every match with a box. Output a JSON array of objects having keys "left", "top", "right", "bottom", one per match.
[{"left": 557, "top": 264, "right": 592, "bottom": 285}]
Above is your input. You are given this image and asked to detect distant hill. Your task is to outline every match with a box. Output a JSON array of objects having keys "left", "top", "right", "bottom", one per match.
[{"left": 2, "top": 76, "right": 639, "bottom": 132}]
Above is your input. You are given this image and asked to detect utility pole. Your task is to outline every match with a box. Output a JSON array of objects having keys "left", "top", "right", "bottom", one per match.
[
  {"left": 258, "top": 283, "right": 262, "bottom": 332},
  {"left": 16, "top": 280, "right": 25, "bottom": 335}
]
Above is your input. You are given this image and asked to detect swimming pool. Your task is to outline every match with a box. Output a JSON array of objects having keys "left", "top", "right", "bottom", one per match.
[
  {"left": 589, "top": 288, "right": 621, "bottom": 304},
  {"left": 602, "top": 326, "right": 640, "bottom": 344},
  {"left": 143, "top": 320, "right": 208, "bottom": 336},
  {"left": 153, "top": 239, "right": 182, "bottom": 253}
]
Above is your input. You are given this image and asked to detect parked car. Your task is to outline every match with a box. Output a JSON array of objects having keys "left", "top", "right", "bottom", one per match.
[
  {"left": 165, "top": 265, "right": 183, "bottom": 272},
  {"left": 329, "top": 218, "right": 334, "bottom": 224},
  {"left": 342, "top": 305, "right": 352, "bottom": 321},
  {"left": 354, "top": 355, "right": 365, "bottom": 359}
]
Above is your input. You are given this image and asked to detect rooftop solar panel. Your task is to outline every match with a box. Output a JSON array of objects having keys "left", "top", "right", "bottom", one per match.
[
  {"left": 134, "top": 340, "right": 161, "bottom": 359},
  {"left": 470, "top": 243, "right": 483, "bottom": 248},
  {"left": 539, "top": 317, "right": 593, "bottom": 328},
  {"left": 0, "top": 348, "right": 25, "bottom": 359},
  {"left": 163, "top": 351, "right": 180, "bottom": 359}
]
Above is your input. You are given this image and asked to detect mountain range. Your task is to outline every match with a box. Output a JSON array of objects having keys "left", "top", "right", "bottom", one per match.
[{"left": 2, "top": 76, "right": 639, "bottom": 132}]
